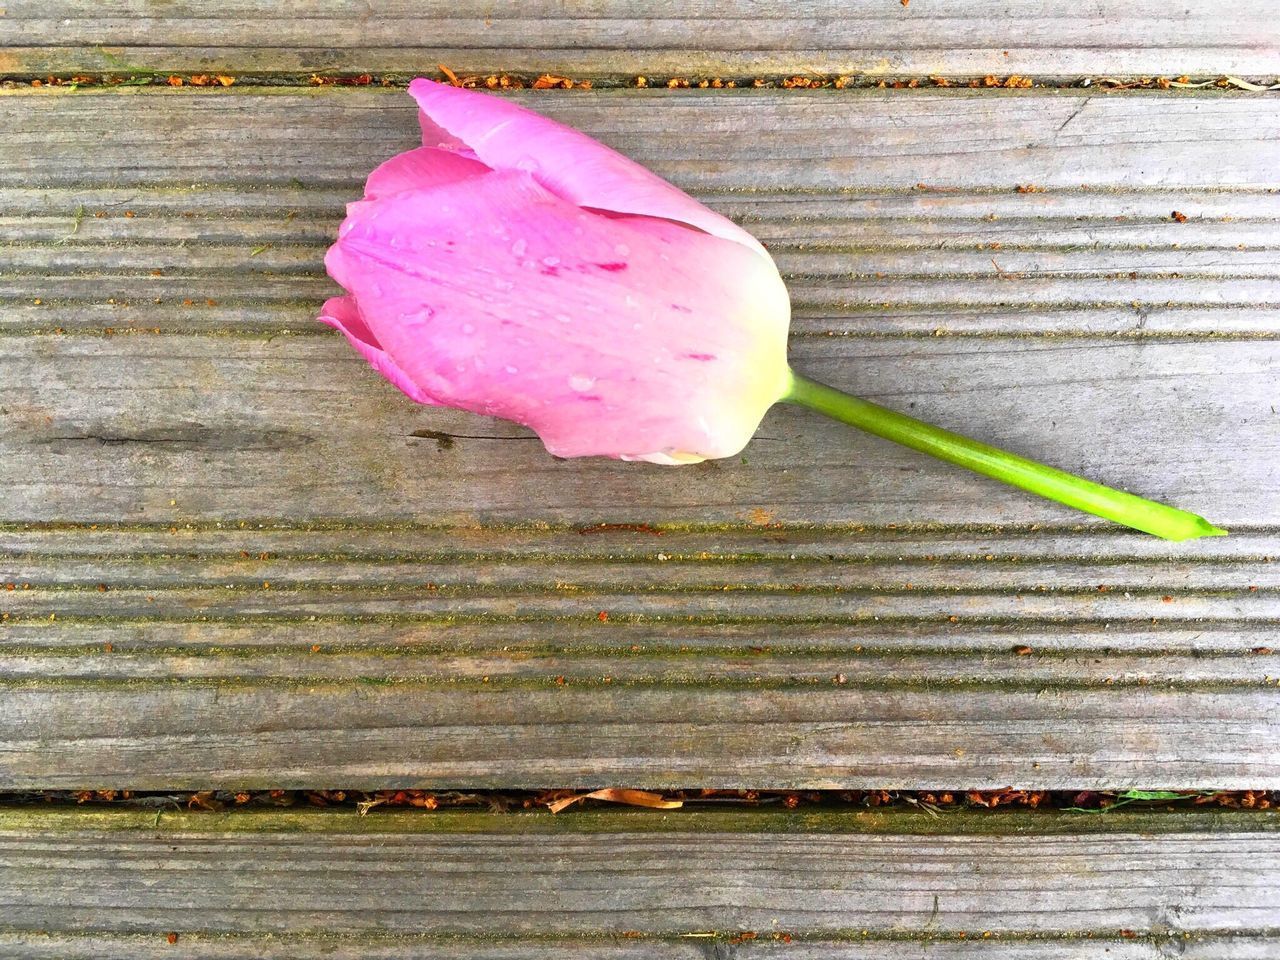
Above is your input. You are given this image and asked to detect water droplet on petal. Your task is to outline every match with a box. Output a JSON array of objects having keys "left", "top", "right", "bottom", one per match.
[
  {"left": 542, "top": 256, "right": 560, "bottom": 267},
  {"left": 555, "top": 313, "right": 572, "bottom": 323},
  {"left": 505, "top": 365, "right": 519, "bottom": 374},
  {"left": 614, "top": 243, "right": 630, "bottom": 256},
  {"left": 398, "top": 308, "right": 434, "bottom": 325},
  {"left": 388, "top": 236, "right": 403, "bottom": 248},
  {"left": 569, "top": 375, "right": 596, "bottom": 392}
]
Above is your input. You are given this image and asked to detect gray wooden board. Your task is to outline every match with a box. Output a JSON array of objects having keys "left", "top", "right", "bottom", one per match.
[
  {"left": 8, "top": 90, "right": 1280, "bottom": 337},
  {"left": 5, "top": 942, "right": 1275, "bottom": 960},
  {"left": 3, "top": 0, "right": 1279, "bottom": 78},
  {"left": 14, "top": 87, "right": 1280, "bottom": 191},
  {"left": 0, "top": 808, "right": 1278, "bottom": 954},
  {"left": 3, "top": 334, "right": 1275, "bottom": 526},
  {"left": 3, "top": 682, "right": 1280, "bottom": 788},
  {"left": 3, "top": 86, "right": 1280, "bottom": 788}
]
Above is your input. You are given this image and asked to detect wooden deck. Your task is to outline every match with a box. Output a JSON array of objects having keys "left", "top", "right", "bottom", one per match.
[{"left": 2, "top": 2, "right": 1279, "bottom": 953}]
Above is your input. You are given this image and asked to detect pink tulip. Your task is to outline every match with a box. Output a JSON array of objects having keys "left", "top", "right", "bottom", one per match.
[
  {"left": 321, "top": 77, "right": 790, "bottom": 464},
  {"left": 320, "top": 78, "right": 1224, "bottom": 541}
]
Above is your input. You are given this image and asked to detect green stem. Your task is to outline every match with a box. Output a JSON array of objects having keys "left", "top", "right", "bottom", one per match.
[{"left": 783, "top": 371, "right": 1226, "bottom": 542}]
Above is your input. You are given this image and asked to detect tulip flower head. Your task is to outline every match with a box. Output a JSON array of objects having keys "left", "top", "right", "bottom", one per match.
[
  {"left": 320, "top": 79, "right": 1224, "bottom": 541},
  {"left": 322, "top": 77, "right": 790, "bottom": 464}
]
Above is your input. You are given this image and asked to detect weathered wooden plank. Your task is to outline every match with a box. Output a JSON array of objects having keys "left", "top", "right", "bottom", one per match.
[
  {"left": 3, "top": 939, "right": 1276, "bottom": 960},
  {"left": 6, "top": 89, "right": 1278, "bottom": 338},
  {"left": 2, "top": 684, "right": 1279, "bottom": 788},
  {"left": 0, "top": 808, "right": 1277, "bottom": 951},
  {"left": 6, "top": 521, "right": 1275, "bottom": 789},
  {"left": 3, "top": 936, "right": 1279, "bottom": 960},
  {"left": 12, "top": 88, "right": 1280, "bottom": 191},
  {"left": 3, "top": 0, "right": 1278, "bottom": 78},
  {"left": 3, "top": 937, "right": 1279, "bottom": 960},
  {"left": 4, "top": 936, "right": 1272, "bottom": 960},
  {"left": 2, "top": 335, "right": 1273, "bottom": 526}
]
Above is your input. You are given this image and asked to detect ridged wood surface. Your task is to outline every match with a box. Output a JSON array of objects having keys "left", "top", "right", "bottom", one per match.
[
  {"left": 0, "top": 807, "right": 1277, "bottom": 956},
  {"left": 3, "top": 0, "right": 1279, "bottom": 78},
  {"left": 3, "top": 86, "right": 1279, "bottom": 788}
]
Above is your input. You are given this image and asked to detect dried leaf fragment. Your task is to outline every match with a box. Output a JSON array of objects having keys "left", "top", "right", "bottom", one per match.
[
  {"left": 533, "top": 74, "right": 573, "bottom": 89},
  {"left": 547, "top": 788, "right": 683, "bottom": 814}
]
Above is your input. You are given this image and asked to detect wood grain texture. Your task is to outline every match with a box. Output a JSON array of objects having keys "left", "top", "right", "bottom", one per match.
[
  {"left": 3, "top": 0, "right": 1278, "bottom": 78},
  {"left": 6, "top": 939, "right": 1275, "bottom": 960},
  {"left": 3, "top": 86, "right": 1279, "bottom": 789},
  {"left": 3, "top": 334, "right": 1274, "bottom": 526},
  {"left": 7, "top": 89, "right": 1280, "bottom": 342},
  {"left": 2, "top": 688, "right": 1280, "bottom": 789},
  {"left": 14, "top": 87, "right": 1280, "bottom": 191},
  {"left": 0, "top": 808, "right": 1277, "bottom": 954},
  {"left": 0, "top": 332, "right": 1273, "bottom": 527},
  {"left": 0, "top": 942, "right": 1266, "bottom": 960},
  {"left": 8, "top": 185, "right": 1280, "bottom": 338},
  {"left": 3, "top": 525, "right": 1279, "bottom": 789}
]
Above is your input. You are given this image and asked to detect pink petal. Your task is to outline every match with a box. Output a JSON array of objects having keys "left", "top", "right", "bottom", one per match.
[
  {"left": 326, "top": 168, "right": 790, "bottom": 462},
  {"left": 407, "top": 77, "right": 769, "bottom": 261},
  {"left": 317, "top": 294, "right": 439, "bottom": 405},
  {"left": 363, "top": 146, "right": 489, "bottom": 201}
]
